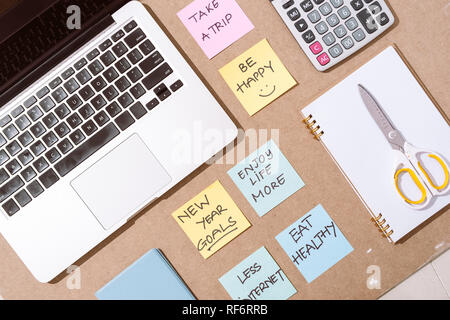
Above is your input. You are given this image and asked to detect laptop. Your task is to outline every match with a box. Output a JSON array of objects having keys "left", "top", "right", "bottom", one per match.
[{"left": 0, "top": 0, "right": 237, "bottom": 282}]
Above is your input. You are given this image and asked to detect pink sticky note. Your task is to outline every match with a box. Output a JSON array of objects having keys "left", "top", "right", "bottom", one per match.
[{"left": 177, "top": 0, "right": 254, "bottom": 59}]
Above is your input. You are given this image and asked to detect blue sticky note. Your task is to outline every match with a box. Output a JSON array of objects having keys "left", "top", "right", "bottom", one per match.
[
  {"left": 276, "top": 204, "right": 353, "bottom": 283},
  {"left": 96, "top": 249, "right": 195, "bottom": 300},
  {"left": 219, "top": 247, "right": 297, "bottom": 300},
  {"left": 227, "top": 140, "right": 305, "bottom": 217}
]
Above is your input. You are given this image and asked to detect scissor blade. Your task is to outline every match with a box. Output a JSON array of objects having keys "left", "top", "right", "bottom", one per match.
[{"left": 358, "top": 84, "right": 398, "bottom": 144}]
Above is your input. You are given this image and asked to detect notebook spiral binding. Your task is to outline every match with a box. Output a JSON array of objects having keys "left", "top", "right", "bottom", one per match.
[
  {"left": 372, "top": 213, "right": 394, "bottom": 240},
  {"left": 303, "top": 114, "right": 324, "bottom": 140}
]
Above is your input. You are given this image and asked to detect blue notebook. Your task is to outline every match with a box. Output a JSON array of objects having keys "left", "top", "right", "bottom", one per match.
[{"left": 96, "top": 249, "right": 195, "bottom": 300}]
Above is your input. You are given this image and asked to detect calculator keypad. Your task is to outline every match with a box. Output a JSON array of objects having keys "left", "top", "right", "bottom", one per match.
[{"left": 272, "top": 0, "right": 394, "bottom": 71}]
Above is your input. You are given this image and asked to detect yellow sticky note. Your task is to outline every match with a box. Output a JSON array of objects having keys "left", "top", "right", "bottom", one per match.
[
  {"left": 172, "top": 180, "right": 251, "bottom": 259},
  {"left": 219, "top": 39, "right": 296, "bottom": 115}
]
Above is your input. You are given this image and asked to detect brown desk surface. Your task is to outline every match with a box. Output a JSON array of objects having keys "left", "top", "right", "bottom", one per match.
[{"left": 0, "top": 0, "right": 448, "bottom": 300}]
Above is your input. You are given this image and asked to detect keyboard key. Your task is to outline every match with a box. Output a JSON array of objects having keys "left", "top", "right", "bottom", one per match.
[
  {"left": 79, "top": 104, "right": 95, "bottom": 120},
  {"left": 115, "top": 58, "right": 131, "bottom": 73},
  {"left": 142, "top": 63, "right": 173, "bottom": 90},
  {"left": 0, "top": 115, "right": 12, "bottom": 127},
  {"left": 307, "top": 10, "right": 321, "bottom": 23},
  {"left": 67, "top": 94, "right": 83, "bottom": 110},
  {"left": 91, "top": 95, "right": 107, "bottom": 110},
  {"left": 99, "top": 39, "right": 112, "bottom": 52},
  {"left": 139, "top": 52, "right": 164, "bottom": 73},
  {"left": 139, "top": 40, "right": 155, "bottom": 55},
  {"left": 2, "top": 199, "right": 20, "bottom": 216},
  {"left": 129, "top": 102, "right": 147, "bottom": 119},
  {"left": 74, "top": 58, "right": 87, "bottom": 70},
  {"left": 55, "top": 104, "right": 70, "bottom": 119},
  {"left": 87, "top": 48, "right": 100, "bottom": 61},
  {"left": 100, "top": 51, "right": 116, "bottom": 66},
  {"left": 0, "top": 176, "right": 24, "bottom": 203},
  {"left": 45, "top": 148, "right": 61, "bottom": 164},
  {"left": 319, "top": 2, "right": 332, "bottom": 15},
  {"left": 146, "top": 98, "right": 159, "bottom": 111},
  {"left": 103, "top": 86, "right": 119, "bottom": 101},
  {"left": 115, "top": 76, "right": 131, "bottom": 92},
  {"left": 33, "top": 157, "right": 49, "bottom": 173},
  {"left": 127, "top": 67, "right": 143, "bottom": 83},
  {"left": 64, "top": 78, "right": 80, "bottom": 94},
  {"left": 367, "top": 1, "right": 382, "bottom": 15},
  {"left": 39, "top": 169, "right": 59, "bottom": 189},
  {"left": 30, "top": 141, "right": 46, "bottom": 157},
  {"left": 32, "top": 124, "right": 51, "bottom": 139},
  {"left": 55, "top": 123, "right": 70, "bottom": 138},
  {"left": 81, "top": 120, "right": 98, "bottom": 136},
  {"left": 302, "top": 30, "right": 316, "bottom": 43},
  {"left": 6, "top": 141, "right": 22, "bottom": 156},
  {"left": 334, "top": 25, "right": 347, "bottom": 38},
  {"left": 295, "top": 18, "right": 308, "bottom": 32},
  {"left": 27, "top": 180, "right": 44, "bottom": 198},
  {"left": 154, "top": 84, "right": 171, "bottom": 101},
  {"left": 18, "top": 132, "right": 34, "bottom": 147},
  {"left": 3, "top": 124, "right": 19, "bottom": 140},
  {"left": 338, "top": 6, "right": 351, "bottom": 19},
  {"left": 61, "top": 68, "right": 75, "bottom": 80},
  {"left": 329, "top": 43, "right": 344, "bottom": 57},
  {"left": 54, "top": 123, "right": 120, "bottom": 177},
  {"left": 330, "top": 0, "right": 344, "bottom": 8},
  {"left": 11, "top": 106, "right": 24, "bottom": 118},
  {"left": 106, "top": 102, "right": 122, "bottom": 117},
  {"left": 76, "top": 69, "right": 92, "bottom": 85},
  {"left": 124, "top": 28, "right": 146, "bottom": 48},
  {"left": 112, "top": 42, "right": 128, "bottom": 57},
  {"left": 352, "top": 28, "right": 366, "bottom": 42},
  {"left": 124, "top": 20, "right": 137, "bottom": 32},
  {"left": 327, "top": 13, "right": 340, "bottom": 27},
  {"left": 27, "top": 106, "right": 43, "bottom": 122},
  {"left": 300, "top": 0, "right": 314, "bottom": 12},
  {"left": 88, "top": 60, "right": 104, "bottom": 76},
  {"left": 14, "top": 189, "right": 32, "bottom": 207},
  {"left": 36, "top": 86, "right": 50, "bottom": 99},
  {"left": 57, "top": 138, "right": 73, "bottom": 155},
  {"left": 315, "top": 21, "right": 329, "bottom": 34},
  {"left": 23, "top": 96, "right": 37, "bottom": 109},
  {"left": 130, "top": 83, "right": 146, "bottom": 99},
  {"left": 93, "top": 111, "right": 110, "bottom": 127},
  {"left": 170, "top": 80, "right": 183, "bottom": 92},
  {"left": 42, "top": 113, "right": 58, "bottom": 129},
  {"left": 345, "top": 17, "right": 359, "bottom": 31},
  {"left": 283, "top": 0, "right": 295, "bottom": 9},
  {"left": 317, "top": 52, "right": 331, "bottom": 66},
  {"left": 39, "top": 96, "right": 56, "bottom": 112},
  {"left": 341, "top": 36, "right": 355, "bottom": 49},
  {"left": 52, "top": 87, "right": 68, "bottom": 103},
  {"left": 377, "top": 12, "right": 390, "bottom": 26},
  {"left": 21, "top": 166, "right": 37, "bottom": 182},
  {"left": 350, "top": 0, "right": 364, "bottom": 11},
  {"left": 287, "top": 8, "right": 301, "bottom": 21},
  {"left": 115, "top": 111, "right": 135, "bottom": 131},
  {"left": 42, "top": 131, "right": 58, "bottom": 147},
  {"left": 127, "top": 48, "right": 143, "bottom": 64},
  {"left": 112, "top": 30, "right": 125, "bottom": 42},
  {"left": 104, "top": 67, "right": 119, "bottom": 82},
  {"left": 310, "top": 41, "right": 323, "bottom": 55},
  {"left": 0, "top": 150, "right": 9, "bottom": 165},
  {"left": 357, "top": 9, "right": 378, "bottom": 34},
  {"left": 6, "top": 159, "right": 21, "bottom": 175},
  {"left": 79, "top": 85, "right": 95, "bottom": 101},
  {"left": 15, "top": 115, "right": 31, "bottom": 130},
  {"left": 0, "top": 134, "right": 5, "bottom": 147},
  {"left": 69, "top": 130, "right": 86, "bottom": 145},
  {"left": 49, "top": 77, "right": 62, "bottom": 89},
  {"left": 118, "top": 93, "right": 134, "bottom": 108},
  {"left": 0, "top": 168, "right": 9, "bottom": 184},
  {"left": 92, "top": 76, "right": 107, "bottom": 92},
  {"left": 67, "top": 113, "right": 83, "bottom": 129}
]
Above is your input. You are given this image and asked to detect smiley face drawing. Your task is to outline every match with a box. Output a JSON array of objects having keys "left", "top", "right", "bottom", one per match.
[{"left": 259, "top": 84, "right": 276, "bottom": 98}]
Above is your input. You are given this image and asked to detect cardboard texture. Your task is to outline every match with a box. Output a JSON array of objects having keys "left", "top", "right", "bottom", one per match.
[{"left": 0, "top": 0, "right": 448, "bottom": 299}]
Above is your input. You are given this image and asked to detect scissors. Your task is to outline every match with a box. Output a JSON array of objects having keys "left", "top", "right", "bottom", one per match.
[{"left": 358, "top": 84, "right": 449, "bottom": 210}]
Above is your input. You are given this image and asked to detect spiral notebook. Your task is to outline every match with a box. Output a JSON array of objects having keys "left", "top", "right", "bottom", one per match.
[{"left": 301, "top": 46, "right": 450, "bottom": 243}]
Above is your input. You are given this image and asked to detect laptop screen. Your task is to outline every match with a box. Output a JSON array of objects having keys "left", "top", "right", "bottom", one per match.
[{"left": 0, "top": 0, "right": 124, "bottom": 101}]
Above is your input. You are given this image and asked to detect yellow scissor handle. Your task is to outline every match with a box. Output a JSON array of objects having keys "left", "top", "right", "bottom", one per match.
[
  {"left": 395, "top": 168, "right": 427, "bottom": 205},
  {"left": 417, "top": 154, "right": 449, "bottom": 190}
]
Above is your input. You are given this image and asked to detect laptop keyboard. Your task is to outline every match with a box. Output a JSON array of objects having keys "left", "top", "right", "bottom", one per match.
[{"left": 0, "top": 21, "right": 184, "bottom": 217}]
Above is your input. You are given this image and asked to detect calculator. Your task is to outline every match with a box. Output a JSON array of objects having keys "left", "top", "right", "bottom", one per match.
[{"left": 270, "top": 0, "right": 395, "bottom": 71}]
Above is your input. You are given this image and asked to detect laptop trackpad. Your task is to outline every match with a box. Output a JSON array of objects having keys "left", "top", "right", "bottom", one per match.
[{"left": 71, "top": 134, "right": 172, "bottom": 230}]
